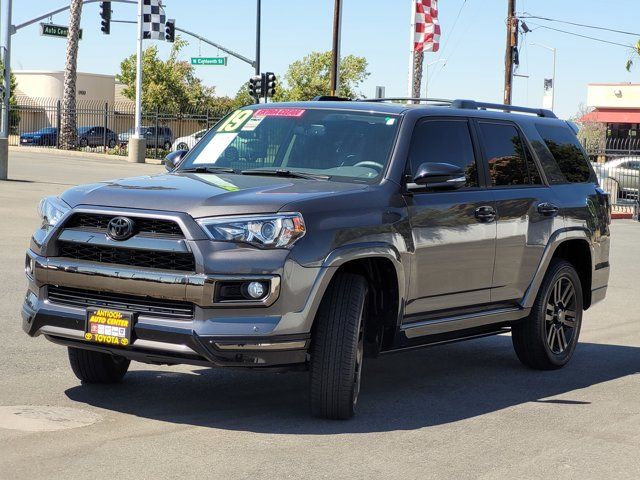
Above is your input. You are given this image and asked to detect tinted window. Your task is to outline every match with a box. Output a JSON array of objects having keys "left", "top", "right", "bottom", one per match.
[
  {"left": 480, "top": 123, "right": 538, "bottom": 186},
  {"left": 408, "top": 119, "right": 478, "bottom": 187},
  {"left": 536, "top": 124, "right": 594, "bottom": 183}
]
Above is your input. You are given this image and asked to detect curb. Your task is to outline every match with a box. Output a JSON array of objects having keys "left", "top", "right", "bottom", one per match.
[
  {"left": 9, "top": 145, "right": 163, "bottom": 165},
  {"left": 611, "top": 212, "right": 634, "bottom": 220}
]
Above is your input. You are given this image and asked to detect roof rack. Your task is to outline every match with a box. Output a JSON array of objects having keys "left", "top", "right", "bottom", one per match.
[
  {"left": 358, "top": 97, "right": 453, "bottom": 106},
  {"left": 312, "top": 95, "right": 352, "bottom": 101},
  {"left": 451, "top": 99, "right": 557, "bottom": 118}
]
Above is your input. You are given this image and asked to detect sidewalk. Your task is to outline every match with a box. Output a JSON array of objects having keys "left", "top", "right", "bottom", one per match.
[{"left": 8, "top": 145, "right": 163, "bottom": 165}]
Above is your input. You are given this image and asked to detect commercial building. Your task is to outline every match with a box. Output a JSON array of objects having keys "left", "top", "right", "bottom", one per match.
[{"left": 582, "top": 83, "right": 640, "bottom": 139}]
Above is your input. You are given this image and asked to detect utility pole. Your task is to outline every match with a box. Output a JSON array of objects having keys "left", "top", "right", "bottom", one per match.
[
  {"left": 329, "top": 0, "right": 342, "bottom": 96},
  {"left": 255, "top": 0, "right": 261, "bottom": 75},
  {"left": 503, "top": 0, "right": 517, "bottom": 105}
]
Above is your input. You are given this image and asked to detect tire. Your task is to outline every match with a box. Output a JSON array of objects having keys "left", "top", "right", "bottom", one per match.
[
  {"left": 309, "top": 273, "right": 368, "bottom": 420},
  {"left": 163, "top": 141, "right": 172, "bottom": 150},
  {"left": 68, "top": 347, "right": 130, "bottom": 383},
  {"left": 79, "top": 138, "right": 88, "bottom": 148},
  {"left": 512, "top": 259, "right": 583, "bottom": 370},
  {"left": 108, "top": 138, "right": 116, "bottom": 149},
  {"left": 177, "top": 142, "right": 189, "bottom": 151}
]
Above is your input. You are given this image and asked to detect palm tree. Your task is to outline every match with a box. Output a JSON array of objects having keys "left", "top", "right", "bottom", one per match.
[
  {"left": 60, "top": 0, "right": 83, "bottom": 150},
  {"left": 412, "top": 51, "right": 424, "bottom": 99}
]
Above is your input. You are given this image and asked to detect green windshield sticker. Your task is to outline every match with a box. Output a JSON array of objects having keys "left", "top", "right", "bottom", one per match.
[
  {"left": 242, "top": 116, "right": 264, "bottom": 132},
  {"left": 218, "top": 110, "right": 254, "bottom": 133}
]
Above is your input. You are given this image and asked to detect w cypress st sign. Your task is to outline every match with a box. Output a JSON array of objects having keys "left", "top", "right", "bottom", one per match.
[{"left": 40, "top": 23, "right": 83, "bottom": 40}]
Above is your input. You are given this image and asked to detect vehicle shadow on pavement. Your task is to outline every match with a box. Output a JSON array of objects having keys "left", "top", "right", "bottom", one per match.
[{"left": 65, "top": 335, "right": 640, "bottom": 434}]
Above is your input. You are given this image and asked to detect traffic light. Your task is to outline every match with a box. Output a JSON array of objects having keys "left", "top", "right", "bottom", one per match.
[
  {"left": 100, "top": 2, "right": 111, "bottom": 35},
  {"left": 165, "top": 19, "right": 175, "bottom": 43},
  {"left": 265, "top": 72, "right": 277, "bottom": 98},
  {"left": 248, "top": 75, "right": 263, "bottom": 101}
]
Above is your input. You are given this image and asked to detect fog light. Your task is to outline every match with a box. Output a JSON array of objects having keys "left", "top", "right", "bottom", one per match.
[{"left": 246, "top": 281, "right": 267, "bottom": 299}]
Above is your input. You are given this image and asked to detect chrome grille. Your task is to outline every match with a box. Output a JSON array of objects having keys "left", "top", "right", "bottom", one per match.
[
  {"left": 47, "top": 286, "right": 194, "bottom": 319},
  {"left": 58, "top": 241, "right": 196, "bottom": 272}
]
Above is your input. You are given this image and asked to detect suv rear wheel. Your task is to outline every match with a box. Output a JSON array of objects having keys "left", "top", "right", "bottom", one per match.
[
  {"left": 68, "top": 347, "right": 130, "bottom": 383},
  {"left": 309, "top": 273, "right": 368, "bottom": 420},
  {"left": 512, "top": 259, "right": 583, "bottom": 370}
]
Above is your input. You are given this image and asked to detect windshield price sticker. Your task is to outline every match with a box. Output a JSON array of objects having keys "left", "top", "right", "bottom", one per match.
[
  {"left": 218, "top": 110, "right": 254, "bottom": 133},
  {"left": 84, "top": 308, "right": 133, "bottom": 346},
  {"left": 254, "top": 108, "right": 305, "bottom": 118}
]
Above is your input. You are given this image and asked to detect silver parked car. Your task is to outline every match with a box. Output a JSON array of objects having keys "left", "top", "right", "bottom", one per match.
[{"left": 592, "top": 157, "right": 640, "bottom": 200}]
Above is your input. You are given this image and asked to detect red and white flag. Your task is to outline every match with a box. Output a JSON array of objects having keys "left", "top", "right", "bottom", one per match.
[{"left": 414, "top": 0, "right": 441, "bottom": 52}]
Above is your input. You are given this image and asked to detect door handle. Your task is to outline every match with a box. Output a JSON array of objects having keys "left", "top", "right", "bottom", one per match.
[
  {"left": 475, "top": 206, "right": 496, "bottom": 222},
  {"left": 537, "top": 202, "right": 560, "bottom": 217}
]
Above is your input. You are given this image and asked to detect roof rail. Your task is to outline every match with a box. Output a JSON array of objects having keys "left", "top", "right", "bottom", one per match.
[
  {"left": 358, "top": 97, "right": 452, "bottom": 106},
  {"left": 451, "top": 99, "right": 557, "bottom": 118},
  {"left": 311, "top": 95, "right": 352, "bottom": 101}
]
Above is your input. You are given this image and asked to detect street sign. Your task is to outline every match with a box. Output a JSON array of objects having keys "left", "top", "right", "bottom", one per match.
[
  {"left": 40, "top": 23, "right": 83, "bottom": 40},
  {"left": 191, "top": 57, "right": 227, "bottom": 66}
]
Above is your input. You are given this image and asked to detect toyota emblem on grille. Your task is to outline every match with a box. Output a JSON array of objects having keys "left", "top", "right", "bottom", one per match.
[{"left": 107, "top": 216, "right": 135, "bottom": 241}]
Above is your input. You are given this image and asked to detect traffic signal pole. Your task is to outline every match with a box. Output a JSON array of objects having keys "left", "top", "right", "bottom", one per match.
[
  {"left": 128, "top": 0, "right": 145, "bottom": 163},
  {"left": 255, "top": 0, "right": 261, "bottom": 75},
  {"left": 0, "top": 0, "right": 12, "bottom": 180}
]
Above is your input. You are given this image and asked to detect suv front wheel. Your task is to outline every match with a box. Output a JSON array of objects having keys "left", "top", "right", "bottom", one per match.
[
  {"left": 309, "top": 273, "right": 368, "bottom": 420},
  {"left": 68, "top": 347, "right": 130, "bottom": 383},
  {"left": 512, "top": 259, "right": 583, "bottom": 370}
]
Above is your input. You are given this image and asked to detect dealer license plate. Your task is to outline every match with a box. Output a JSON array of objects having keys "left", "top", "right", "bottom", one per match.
[{"left": 84, "top": 308, "right": 134, "bottom": 347}]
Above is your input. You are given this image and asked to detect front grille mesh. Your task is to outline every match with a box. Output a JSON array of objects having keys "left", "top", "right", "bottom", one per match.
[
  {"left": 47, "top": 286, "right": 194, "bottom": 319},
  {"left": 58, "top": 241, "right": 196, "bottom": 272},
  {"left": 66, "top": 213, "right": 183, "bottom": 237}
]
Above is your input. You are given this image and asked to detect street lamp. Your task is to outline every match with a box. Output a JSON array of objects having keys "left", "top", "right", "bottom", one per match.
[
  {"left": 532, "top": 42, "right": 556, "bottom": 111},
  {"left": 425, "top": 58, "right": 446, "bottom": 99}
]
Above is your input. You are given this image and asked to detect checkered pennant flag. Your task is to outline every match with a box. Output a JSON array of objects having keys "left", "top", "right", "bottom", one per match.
[
  {"left": 414, "top": 0, "right": 440, "bottom": 52},
  {"left": 142, "top": 0, "right": 166, "bottom": 40}
]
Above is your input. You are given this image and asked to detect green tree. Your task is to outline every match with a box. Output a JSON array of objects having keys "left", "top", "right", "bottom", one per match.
[
  {"left": 273, "top": 51, "right": 369, "bottom": 101},
  {"left": 626, "top": 40, "right": 640, "bottom": 71},
  {"left": 0, "top": 61, "right": 20, "bottom": 133},
  {"left": 117, "top": 38, "right": 216, "bottom": 111}
]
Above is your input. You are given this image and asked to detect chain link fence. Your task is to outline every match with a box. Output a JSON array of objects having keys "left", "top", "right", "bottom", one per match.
[
  {"left": 9, "top": 96, "right": 224, "bottom": 159},
  {"left": 584, "top": 137, "right": 640, "bottom": 219}
]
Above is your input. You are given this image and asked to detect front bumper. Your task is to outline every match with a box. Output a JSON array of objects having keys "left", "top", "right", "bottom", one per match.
[{"left": 23, "top": 248, "right": 335, "bottom": 369}]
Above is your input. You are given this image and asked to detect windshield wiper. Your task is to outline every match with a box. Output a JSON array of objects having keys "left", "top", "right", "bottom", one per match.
[
  {"left": 179, "top": 166, "right": 237, "bottom": 174},
  {"left": 240, "top": 169, "right": 330, "bottom": 180}
]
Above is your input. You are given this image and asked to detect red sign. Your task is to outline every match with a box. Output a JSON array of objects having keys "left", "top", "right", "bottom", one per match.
[{"left": 254, "top": 108, "right": 305, "bottom": 118}]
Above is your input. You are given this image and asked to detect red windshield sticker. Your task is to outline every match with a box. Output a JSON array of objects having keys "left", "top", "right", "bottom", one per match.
[{"left": 254, "top": 108, "right": 305, "bottom": 118}]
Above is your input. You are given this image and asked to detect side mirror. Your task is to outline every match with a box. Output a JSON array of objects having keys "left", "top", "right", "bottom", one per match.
[
  {"left": 164, "top": 149, "right": 188, "bottom": 171},
  {"left": 412, "top": 162, "right": 466, "bottom": 190}
]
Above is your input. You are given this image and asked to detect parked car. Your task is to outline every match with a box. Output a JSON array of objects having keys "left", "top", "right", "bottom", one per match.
[
  {"left": 19, "top": 127, "right": 58, "bottom": 146},
  {"left": 592, "top": 156, "right": 639, "bottom": 200},
  {"left": 172, "top": 129, "right": 207, "bottom": 151},
  {"left": 23, "top": 98, "right": 610, "bottom": 420},
  {"left": 77, "top": 126, "right": 118, "bottom": 149},
  {"left": 119, "top": 126, "right": 174, "bottom": 150}
]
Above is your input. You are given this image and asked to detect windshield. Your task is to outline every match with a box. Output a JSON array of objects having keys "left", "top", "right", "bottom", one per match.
[
  {"left": 77, "top": 127, "right": 92, "bottom": 133},
  {"left": 178, "top": 107, "right": 400, "bottom": 182}
]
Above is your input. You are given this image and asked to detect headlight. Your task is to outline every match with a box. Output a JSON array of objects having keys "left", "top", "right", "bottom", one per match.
[
  {"left": 197, "top": 213, "right": 306, "bottom": 248},
  {"left": 37, "top": 196, "right": 71, "bottom": 232}
]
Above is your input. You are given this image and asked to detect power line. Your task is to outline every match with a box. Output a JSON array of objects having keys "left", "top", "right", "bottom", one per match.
[
  {"left": 526, "top": 22, "right": 633, "bottom": 49},
  {"left": 519, "top": 14, "right": 640, "bottom": 38}
]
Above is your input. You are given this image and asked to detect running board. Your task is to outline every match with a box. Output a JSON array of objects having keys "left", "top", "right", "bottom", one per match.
[{"left": 401, "top": 307, "right": 528, "bottom": 339}]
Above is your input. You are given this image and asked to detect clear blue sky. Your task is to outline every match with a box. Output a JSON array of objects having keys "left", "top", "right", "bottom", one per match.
[{"left": 7, "top": 0, "right": 640, "bottom": 118}]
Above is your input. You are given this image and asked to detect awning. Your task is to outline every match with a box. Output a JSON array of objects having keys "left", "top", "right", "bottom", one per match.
[{"left": 580, "top": 108, "right": 640, "bottom": 123}]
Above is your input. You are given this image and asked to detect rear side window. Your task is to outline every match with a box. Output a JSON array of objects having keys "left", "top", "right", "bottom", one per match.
[
  {"left": 479, "top": 122, "right": 541, "bottom": 186},
  {"left": 535, "top": 124, "right": 594, "bottom": 183},
  {"left": 408, "top": 119, "right": 479, "bottom": 187}
]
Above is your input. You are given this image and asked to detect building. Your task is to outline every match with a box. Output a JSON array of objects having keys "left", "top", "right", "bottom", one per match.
[
  {"left": 582, "top": 83, "right": 640, "bottom": 139},
  {"left": 14, "top": 70, "right": 116, "bottom": 105}
]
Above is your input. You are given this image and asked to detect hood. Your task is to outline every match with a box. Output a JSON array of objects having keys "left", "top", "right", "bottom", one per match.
[{"left": 60, "top": 172, "right": 368, "bottom": 217}]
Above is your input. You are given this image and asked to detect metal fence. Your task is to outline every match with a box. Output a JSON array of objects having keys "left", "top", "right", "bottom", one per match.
[
  {"left": 9, "top": 96, "right": 223, "bottom": 159},
  {"left": 584, "top": 137, "right": 640, "bottom": 218}
]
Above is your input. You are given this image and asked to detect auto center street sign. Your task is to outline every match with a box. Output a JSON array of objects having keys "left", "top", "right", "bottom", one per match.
[
  {"left": 191, "top": 57, "right": 227, "bottom": 66},
  {"left": 40, "top": 23, "right": 83, "bottom": 40}
]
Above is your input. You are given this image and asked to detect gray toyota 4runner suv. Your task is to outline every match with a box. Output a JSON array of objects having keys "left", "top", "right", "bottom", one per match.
[{"left": 23, "top": 98, "right": 611, "bottom": 419}]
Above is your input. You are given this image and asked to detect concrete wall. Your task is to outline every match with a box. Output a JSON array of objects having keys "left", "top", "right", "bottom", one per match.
[{"left": 587, "top": 83, "right": 640, "bottom": 109}]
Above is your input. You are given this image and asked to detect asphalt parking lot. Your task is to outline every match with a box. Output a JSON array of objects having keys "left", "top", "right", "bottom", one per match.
[{"left": 1, "top": 151, "right": 639, "bottom": 480}]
